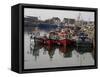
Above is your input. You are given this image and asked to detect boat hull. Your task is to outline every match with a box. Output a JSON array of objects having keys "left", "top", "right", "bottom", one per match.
[
  {"left": 32, "top": 37, "right": 75, "bottom": 46},
  {"left": 46, "top": 39, "right": 75, "bottom": 46}
]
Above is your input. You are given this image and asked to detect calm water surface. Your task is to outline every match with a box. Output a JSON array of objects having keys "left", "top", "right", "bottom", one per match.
[{"left": 24, "top": 32, "right": 94, "bottom": 69}]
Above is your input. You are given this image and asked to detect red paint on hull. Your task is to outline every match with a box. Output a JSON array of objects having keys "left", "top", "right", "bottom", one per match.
[{"left": 45, "top": 39, "right": 73, "bottom": 46}]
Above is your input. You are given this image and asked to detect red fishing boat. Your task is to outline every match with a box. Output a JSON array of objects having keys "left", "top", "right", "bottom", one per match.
[
  {"left": 32, "top": 30, "right": 75, "bottom": 46},
  {"left": 45, "top": 39, "right": 74, "bottom": 46},
  {"left": 43, "top": 30, "right": 75, "bottom": 46}
]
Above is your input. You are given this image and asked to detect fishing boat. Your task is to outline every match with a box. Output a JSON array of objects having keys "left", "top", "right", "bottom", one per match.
[
  {"left": 45, "top": 39, "right": 72, "bottom": 46},
  {"left": 39, "top": 30, "right": 74, "bottom": 46},
  {"left": 76, "top": 31, "right": 93, "bottom": 54}
]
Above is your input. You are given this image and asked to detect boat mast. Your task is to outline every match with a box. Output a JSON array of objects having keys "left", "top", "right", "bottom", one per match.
[{"left": 77, "top": 13, "right": 81, "bottom": 27}]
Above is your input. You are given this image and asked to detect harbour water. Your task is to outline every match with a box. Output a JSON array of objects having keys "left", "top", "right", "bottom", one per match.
[{"left": 24, "top": 32, "right": 94, "bottom": 69}]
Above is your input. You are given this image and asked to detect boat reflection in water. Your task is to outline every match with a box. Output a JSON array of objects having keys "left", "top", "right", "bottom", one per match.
[
  {"left": 30, "top": 42, "right": 74, "bottom": 61},
  {"left": 29, "top": 37, "right": 93, "bottom": 60}
]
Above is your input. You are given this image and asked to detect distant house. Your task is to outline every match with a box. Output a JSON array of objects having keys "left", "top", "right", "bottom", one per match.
[
  {"left": 63, "top": 18, "right": 75, "bottom": 24},
  {"left": 63, "top": 18, "right": 75, "bottom": 28},
  {"left": 44, "top": 17, "right": 61, "bottom": 26},
  {"left": 51, "top": 17, "right": 61, "bottom": 26},
  {"left": 24, "top": 16, "right": 38, "bottom": 23},
  {"left": 24, "top": 16, "right": 38, "bottom": 27},
  {"left": 88, "top": 21, "right": 94, "bottom": 26},
  {"left": 44, "top": 19, "right": 51, "bottom": 24},
  {"left": 76, "top": 20, "right": 94, "bottom": 26}
]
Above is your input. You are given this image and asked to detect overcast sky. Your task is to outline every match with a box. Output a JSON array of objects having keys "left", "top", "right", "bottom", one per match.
[{"left": 24, "top": 8, "right": 94, "bottom": 21}]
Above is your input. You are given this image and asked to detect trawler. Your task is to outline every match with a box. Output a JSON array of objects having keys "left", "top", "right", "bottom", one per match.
[{"left": 30, "top": 28, "right": 75, "bottom": 47}]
